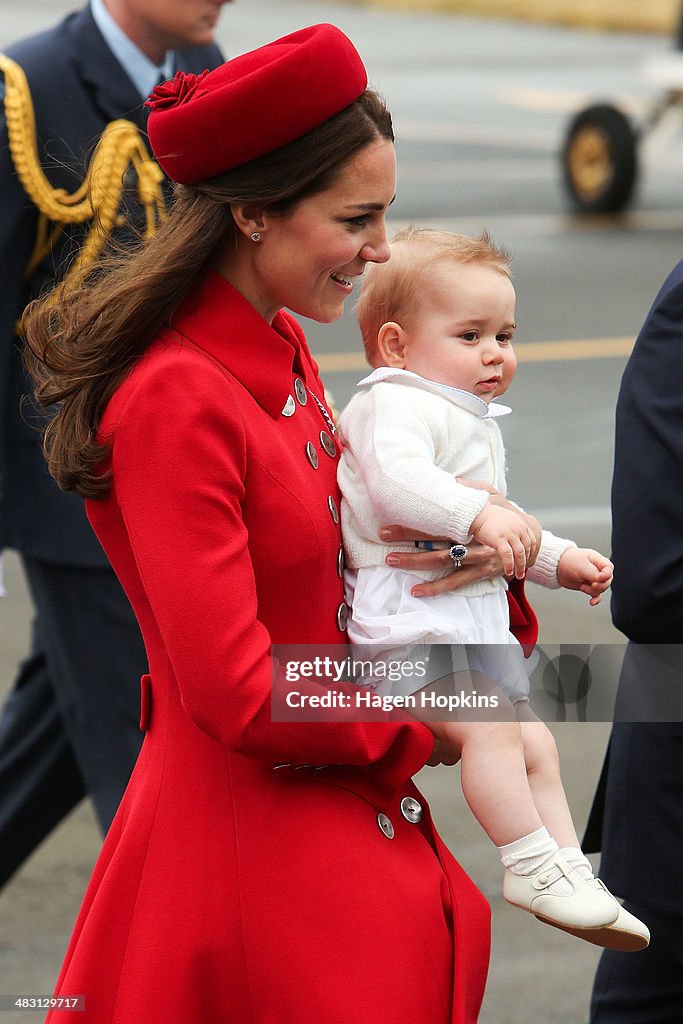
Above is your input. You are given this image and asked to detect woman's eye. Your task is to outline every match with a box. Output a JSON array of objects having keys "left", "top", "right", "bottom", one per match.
[{"left": 347, "top": 215, "right": 370, "bottom": 228}]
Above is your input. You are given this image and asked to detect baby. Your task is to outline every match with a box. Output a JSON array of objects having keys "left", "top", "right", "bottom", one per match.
[{"left": 337, "top": 227, "right": 648, "bottom": 951}]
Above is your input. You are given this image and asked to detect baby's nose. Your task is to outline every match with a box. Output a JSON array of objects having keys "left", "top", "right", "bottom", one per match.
[{"left": 483, "top": 343, "right": 503, "bottom": 362}]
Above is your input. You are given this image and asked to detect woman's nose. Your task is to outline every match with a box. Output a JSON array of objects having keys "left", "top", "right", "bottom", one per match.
[{"left": 360, "top": 228, "right": 391, "bottom": 264}]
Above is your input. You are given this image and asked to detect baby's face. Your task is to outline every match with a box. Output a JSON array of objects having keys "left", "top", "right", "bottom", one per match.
[{"left": 400, "top": 262, "right": 517, "bottom": 402}]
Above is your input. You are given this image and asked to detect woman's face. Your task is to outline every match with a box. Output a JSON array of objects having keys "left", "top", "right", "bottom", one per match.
[{"left": 249, "top": 139, "right": 397, "bottom": 324}]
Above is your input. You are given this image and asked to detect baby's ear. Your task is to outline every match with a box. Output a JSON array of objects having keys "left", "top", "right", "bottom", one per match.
[{"left": 377, "top": 322, "right": 407, "bottom": 366}]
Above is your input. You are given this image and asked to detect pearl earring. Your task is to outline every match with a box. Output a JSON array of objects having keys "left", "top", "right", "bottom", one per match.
[{"left": 250, "top": 231, "right": 262, "bottom": 242}]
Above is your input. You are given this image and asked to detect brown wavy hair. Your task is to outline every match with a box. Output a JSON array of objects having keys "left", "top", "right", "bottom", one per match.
[{"left": 24, "top": 89, "right": 394, "bottom": 499}]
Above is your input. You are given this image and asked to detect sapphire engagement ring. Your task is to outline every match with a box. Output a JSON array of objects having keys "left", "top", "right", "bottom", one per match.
[{"left": 448, "top": 544, "right": 468, "bottom": 569}]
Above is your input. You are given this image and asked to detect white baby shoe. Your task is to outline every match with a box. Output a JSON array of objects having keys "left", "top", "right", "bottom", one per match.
[
  {"left": 504, "top": 853, "right": 619, "bottom": 929},
  {"left": 545, "top": 879, "right": 650, "bottom": 952},
  {"left": 505, "top": 857, "right": 650, "bottom": 950}
]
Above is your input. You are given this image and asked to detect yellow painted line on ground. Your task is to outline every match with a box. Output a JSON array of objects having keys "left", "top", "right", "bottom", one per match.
[
  {"left": 513, "top": 336, "right": 635, "bottom": 362},
  {"left": 315, "top": 337, "right": 635, "bottom": 373}
]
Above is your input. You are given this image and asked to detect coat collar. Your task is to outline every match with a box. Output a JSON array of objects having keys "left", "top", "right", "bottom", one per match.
[
  {"left": 67, "top": 7, "right": 223, "bottom": 130},
  {"left": 68, "top": 5, "right": 145, "bottom": 127},
  {"left": 90, "top": 0, "right": 174, "bottom": 103},
  {"left": 170, "top": 270, "right": 308, "bottom": 419}
]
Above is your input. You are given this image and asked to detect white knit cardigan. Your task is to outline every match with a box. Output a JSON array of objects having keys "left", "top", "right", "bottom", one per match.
[{"left": 337, "top": 368, "right": 574, "bottom": 593}]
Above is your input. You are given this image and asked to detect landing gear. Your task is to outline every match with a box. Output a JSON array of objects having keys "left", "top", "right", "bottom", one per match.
[{"left": 561, "top": 104, "right": 638, "bottom": 214}]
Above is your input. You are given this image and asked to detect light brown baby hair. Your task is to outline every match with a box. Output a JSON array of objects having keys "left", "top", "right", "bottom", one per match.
[{"left": 356, "top": 226, "right": 512, "bottom": 366}]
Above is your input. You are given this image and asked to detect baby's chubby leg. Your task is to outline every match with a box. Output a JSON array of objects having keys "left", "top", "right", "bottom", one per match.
[
  {"left": 512, "top": 708, "right": 650, "bottom": 950},
  {"left": 517, "top": 710, "right": 581, "bottom": 850},
  {"left": 516, "top": 712, "right": 614, "bottom": 893},
  {"left": 418, "top": 673, "right": 543, "bottom": 847},
  {"left": 439, "top": 718, "right": 545, "bottom": 846},
  {"left": 418, "top": 672, "right": 624, "bottom": 937}
]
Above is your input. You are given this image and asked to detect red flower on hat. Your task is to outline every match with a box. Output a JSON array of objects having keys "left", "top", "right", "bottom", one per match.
[{"left": 145, "top": 70, "right": 210, "bottom": 111}]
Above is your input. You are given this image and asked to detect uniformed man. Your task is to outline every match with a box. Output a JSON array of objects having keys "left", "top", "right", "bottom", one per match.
[
  {"left": 584, "top": 260, "right": 683, "bottom": 1023},
  {"left": 0, "top": 0, "right": 230, "bottom": 888}
]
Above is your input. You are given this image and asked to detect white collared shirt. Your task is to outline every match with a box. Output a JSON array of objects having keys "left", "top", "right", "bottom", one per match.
[
  {"left": 357, "top": 366, "right": 512, "bottom": 420},
  {"left": 90, "top": 0, "right": 174, "bottom": 101}
]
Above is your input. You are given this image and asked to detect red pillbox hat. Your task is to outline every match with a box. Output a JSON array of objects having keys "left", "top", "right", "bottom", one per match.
[{"left": 146, "top": 24, "right": 368, "bottom": 184}]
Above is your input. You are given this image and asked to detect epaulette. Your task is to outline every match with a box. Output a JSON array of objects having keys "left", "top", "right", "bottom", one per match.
[{"left": 0, "top": 53, "right": 166, "bottom": 286}]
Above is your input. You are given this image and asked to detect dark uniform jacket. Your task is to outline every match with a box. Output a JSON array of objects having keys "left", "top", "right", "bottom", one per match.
[
  {"left": 585, "top": 259, "right": 683, "bottom": 914},
  {"left": 0, "top": 5, "right": 222, "bottom": 564}
]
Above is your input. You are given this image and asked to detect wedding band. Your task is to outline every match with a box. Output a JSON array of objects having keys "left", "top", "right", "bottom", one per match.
[{"left": 448, "top": 543, "right": 468, "bottom": 569}]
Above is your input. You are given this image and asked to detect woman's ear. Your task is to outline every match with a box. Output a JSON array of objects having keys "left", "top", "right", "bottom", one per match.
[
  {"left": 231, "top": 203, "right": 266, "bottom": 242},
  {"left": 377, "top": 322, "right": 408, "bottom": 367}
]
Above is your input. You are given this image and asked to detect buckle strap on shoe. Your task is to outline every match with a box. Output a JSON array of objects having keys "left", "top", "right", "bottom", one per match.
[{"left": 532, "top": 859, "right": 572, "bottom": 890}]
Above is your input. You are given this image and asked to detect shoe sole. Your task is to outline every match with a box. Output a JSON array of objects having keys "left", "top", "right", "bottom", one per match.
[
  {"left": 534, "top": 914, "right": 650, "bottom": 952},
  {"left": 505, "top": 895, "right": 619, "bottom": 930}
]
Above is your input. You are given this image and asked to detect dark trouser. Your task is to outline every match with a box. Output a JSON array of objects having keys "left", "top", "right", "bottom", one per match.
[
  {"left": 590, "top": 902, "right": 683, "bottom": 1024},
  {"left": 0, "top": 556, "right": 146, "bottom": 888}
]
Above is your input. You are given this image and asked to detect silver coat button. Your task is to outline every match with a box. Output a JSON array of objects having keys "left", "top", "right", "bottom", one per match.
[
  {"left": 328, "top": 495, "right": 339, "bottom": 523},
  {"left": 337, "top": 602, "right": 348, "bottom": 632},
  {"left": 337, "top": 548, "right": 344, "bottom": 577},
  {"left": 377, "top": 813, "right": 394, "bottom": 839},
  {"left": 400, "top": 796, "right": 423, "bottom": 823},
  {"left": 320, "top": 430, "right": 336, "bottom": 458},
  {"left": 281, "top": 395, "right": 296, "bottom": 417},
  {"left": 305, "top": 441, "right": 318, "bottom": 470},
  {"left": 294, "top": 377, "right": 308, "bottom": 405}
]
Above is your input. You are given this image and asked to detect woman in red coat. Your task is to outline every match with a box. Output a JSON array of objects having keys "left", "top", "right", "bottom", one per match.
[{"left": 26, "top": 25, "right": 490, "bottom": 1024}]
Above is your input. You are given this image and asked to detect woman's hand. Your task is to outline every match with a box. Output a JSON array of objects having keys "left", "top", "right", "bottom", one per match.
[
  {"left": 426, "top": 736, "right": 462, "bottom": 767},
  {"left": 379, "top": 525, "right": 507, "bottom": 598},
  {"left": 422, "top": 699, "right": 465, "bottom": 765},
  {"left": 556, "top": 547, "right": 614, "bottom": 606}
]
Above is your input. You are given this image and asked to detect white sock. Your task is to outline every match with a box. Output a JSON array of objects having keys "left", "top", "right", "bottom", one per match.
[
  {"left": 498, "top": 826, "right": 573, "bottom": 895},
  {"left": 560, "top": 846, "right": 595, "bottom": 881}
]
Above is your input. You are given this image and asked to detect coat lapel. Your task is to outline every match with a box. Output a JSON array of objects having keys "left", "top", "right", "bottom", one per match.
[{"left": 67, "top": 5, "right": 146, "bottom": 128}]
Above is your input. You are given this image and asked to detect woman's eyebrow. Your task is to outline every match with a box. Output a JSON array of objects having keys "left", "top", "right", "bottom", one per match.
[{"left": 344, "top": 195, "right": 397, "bottom": 210}]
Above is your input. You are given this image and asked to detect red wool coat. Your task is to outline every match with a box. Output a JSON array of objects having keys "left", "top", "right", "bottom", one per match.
[{"left": 46, "top": 272, "right": 490, "bottom": 1024}]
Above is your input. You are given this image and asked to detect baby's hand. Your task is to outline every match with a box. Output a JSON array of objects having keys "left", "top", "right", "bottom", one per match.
[
  {"left": 469, "top": 505, "right": 535, "bottom": 579},
  {"left": 457, "top": 478, "right": 542, "bottom": 567},
  {"left": 556, "top": 548, "right": 614, "bottom": 606}
]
